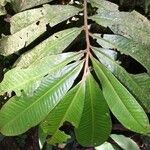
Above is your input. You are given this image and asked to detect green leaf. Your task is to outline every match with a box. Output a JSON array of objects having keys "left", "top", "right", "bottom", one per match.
[
  {"left": 110, "top": 134, "right": 140, "bottom": 150},
  {"left": 0, "top": 52, "right": 83, "bottom": 96},
  {"left": 0, "top": 62, "right": 83, "bottom": 136},
  {"left": 90, "top": 1, "right": 150, "bottom": 45},
  {"left": 131, "top": 74, "right": 150, "bottom": 112},
  {"left": 15, "top": 28, "right": 82, "bottom": 68},
  {"left": 93, "top": 47, "right": 150, "bottom": 112},
  {"left": 75, "top": 73, "right": 111, "bottom": 147},
  {"left": 92, "top": 57, "right": 150, "bottom": 134},
  {"left": 9, "top": 0, "right": 53, "bottom": 12},
  {"left": 0, "top": 5, "right": 80, "bottom": 56},
  {"left": 95, "top": 142, "right": 119, "bottom": 150},
  {"left": 38, "top": 126, "right": 47, "bottom": 150},
  {"left": 41, "top": 82, "right": 85, "bottom": 144},
  {"left": 93, "top": 34, "right": 150, "bottom": 73}
]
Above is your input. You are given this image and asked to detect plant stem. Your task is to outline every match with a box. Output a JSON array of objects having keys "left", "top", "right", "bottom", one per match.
[{"left": 83, "top": 0, "right": 91, "bottom": 79}]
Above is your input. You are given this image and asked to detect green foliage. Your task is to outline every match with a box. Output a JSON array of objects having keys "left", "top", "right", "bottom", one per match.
[
  {"left": 0, "top": 0, "right": 150, "bottom": 148},
  {"left": 95, "top": 134, "right": 140, "bottom": 150},
  {"left": 75, "top": 73, "right": 111, "bottom": 146}
]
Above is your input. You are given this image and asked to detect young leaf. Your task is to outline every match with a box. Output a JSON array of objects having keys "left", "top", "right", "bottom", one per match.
[
  {"left": 15, "top": 28, "right": 82, "bottom": 68},
  {"left": 93, "top": 47, "right": 150, "bottom": 112},
  {"left": 41, "top": 82, "right": 85, "bottom": 144},
  {"left": 92, "top": 57, "right": 150, "bottom": 134},
  {"left": 110, "top": 134, "right": 140, "bottom": 150},
  {"left": 0, "top": 62, "right": 83, "bottom": 136},
  {"left": 93, "top": 34, "right": 150, "bottom": 73},
  {"left": 75, "top": 73, "right": 112, "bottom": 147},
  {"left": 0, "top": 52, "right": 83, "bottom": 96}
]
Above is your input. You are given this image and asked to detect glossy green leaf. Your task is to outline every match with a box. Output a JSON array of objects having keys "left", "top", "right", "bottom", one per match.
[
  {"left": 90, "top": 1, "right": 150, "bottom": 45},
  {"left": 0, "top": 5, "right": 80, "bottom": 56},
  {"left": 41, "top": 82, "right": 85, "bottom": 144},
  {"left": 110, "top": 134, "right": 140, "bottom": 150},
  {"left": 0, "top": 52, "right": 83, "bottom": 96},
  {"left": 15, "top": 28, "right": 82, "bottom": 68},
  {"left": 75, "top": 73, "right": 111, "bottom": 147},
  {"left": 0, "top": 62, "right": 83, "bottom": 136},
  {"left": 93, "top": 47, "right": 150, "bottom": 112},
  {"left": 93, "top": 34, "right": 150, "bottom": 73},
  {"left": 92, "top": 57, "right": 150, "bottom": 133}
]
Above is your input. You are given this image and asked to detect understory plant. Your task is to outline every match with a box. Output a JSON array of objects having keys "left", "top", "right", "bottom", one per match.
[{"left": 0, "top": 0, "right": 150, "bottom": 148}]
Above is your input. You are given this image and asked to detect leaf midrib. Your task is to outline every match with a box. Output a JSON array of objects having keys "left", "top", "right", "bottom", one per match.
[{"left": 88, "top": 76, "right": 95, "bottom": 144}]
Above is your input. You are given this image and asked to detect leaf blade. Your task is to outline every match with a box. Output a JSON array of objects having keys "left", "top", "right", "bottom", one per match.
[
  {"left": 75, "top": 73, "right": 112, "bottom": 147},
  {"left": 110, "top": 134, "right": 140, "bottom": 150},
  {"left": 0, "top": 62, "right": 83, "bottom": 136},
  {"left": 92, "top": 57, "right": 150, "bottom": 133},
  {"left": 93, "top": 47, "right": 150, "bottom": 112},
  {"left": 41, "top": 82, "right": 85, "bottom": 144}
]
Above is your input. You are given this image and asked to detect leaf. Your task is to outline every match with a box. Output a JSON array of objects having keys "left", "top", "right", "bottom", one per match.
[
  {"left": 0, "top": 62, "right": 83, "bottom": 136},
  {"left": 9, "top": 0, "right": 54, "bottom": 12},
  {"left": 93, "top": 34, "right": 150, "bottom": 73},
  {"left": 131, "top": 73, "right": 150, "bottom": 112},
  {"left": 110, "top": 134, "right": 140, "bottom": 150},
  {"left": 93, "top": 47, "right": 150, "bottom": 112},
  {"left": 41, "top": 82, "right": 85, "bottom": 144},
  {"left": 10, "top": 5, "right": 80, "bottom": 34},
  {"left": 0, "top": 52, "right": 83, "bottom": 96},
  {"left": 0, "top": 0, "right": 6, "bottom": 6},
  {"left": 89, "top": 0, "right": 118, "bottom": 11},
  {"left": 0, "top": 20, "right": 47, "bottom": 56},
  {"left": 92, "top": 57, "right": 150, "bottom": 134},
  {"left": 95, "top": 142, "right": 119, "bottom": 150},
  {"left": 75, "top": 73, "right": 111, "bottom": 147},
  {"left": 132, "top": 73, "right": 150, "bottom": 92},
  {"left": 0, "top": 5, "right": 6, "bottom": 16},
  {"left": 38, "top": 126, "right": 47, "bottom": 150},
  {"left": 90, "top": 1, "right": 150, "bottom": 45},
  {"left": 14, "top": 28, "right": 82, "bottom": 68},
  {"left": 0, "top": 5, "right": 80, "bottom": 56}
]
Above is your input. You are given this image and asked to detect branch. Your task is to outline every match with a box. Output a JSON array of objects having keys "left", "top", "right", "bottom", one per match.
[{"left": 82, "top": 0, "right": 91, "bottom": 79}]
